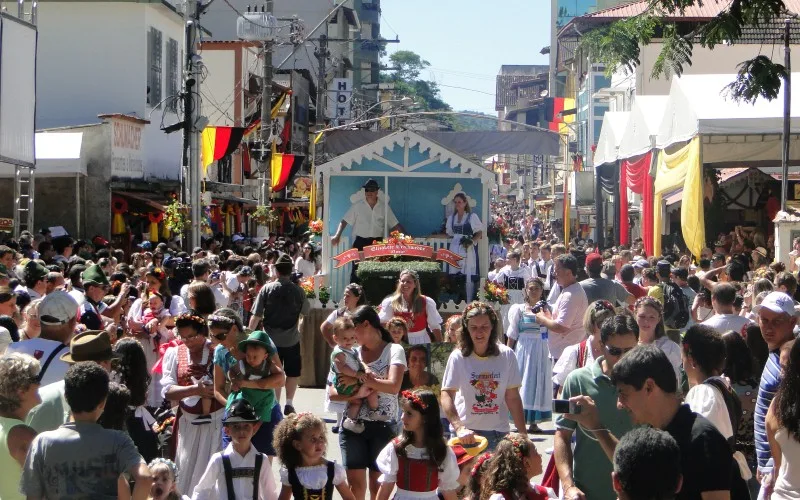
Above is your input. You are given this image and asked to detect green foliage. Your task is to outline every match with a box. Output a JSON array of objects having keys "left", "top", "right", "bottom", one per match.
[
  {"left": 723, "top": 56, "right": 787, "bottom": 103},
  {"left": 578, "top": 0, "right": 792, "bottom": 101},
  {"left": 451, "top": 111, "right": 498, "bottom": 131},
  {"left": 356, "top": 261, "right": 442, "bottom": 307},
  {"left": 389, "top": 50, "right": 430, "bottom": 81},
  {"left": 164, "top": 199, "right": 189, "bottom": 233},
  {"left": 382, "top": 50, "right": 453, "bottom": 119}
]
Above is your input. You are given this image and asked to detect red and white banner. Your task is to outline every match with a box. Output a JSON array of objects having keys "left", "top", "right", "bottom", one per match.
[{"left": 333, "top": 244, "right": 464, "bottom": 269}]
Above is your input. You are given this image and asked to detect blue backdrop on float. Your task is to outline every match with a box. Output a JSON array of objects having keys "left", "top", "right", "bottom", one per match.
[{"left": 328, "top": 175, "right": 484, "bottom": 238}]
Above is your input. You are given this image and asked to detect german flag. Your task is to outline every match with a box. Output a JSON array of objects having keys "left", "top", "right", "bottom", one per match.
[
  {"left": 201, "top": 127, "right": 245, "bottom": 175},
  {"left": 270, "top": 141, "right": 303, "bottom": 193}
]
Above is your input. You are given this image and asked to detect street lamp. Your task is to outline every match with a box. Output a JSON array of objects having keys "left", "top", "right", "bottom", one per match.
[{"left": 352, "top": 96, "right": 415, "bottom": 125}]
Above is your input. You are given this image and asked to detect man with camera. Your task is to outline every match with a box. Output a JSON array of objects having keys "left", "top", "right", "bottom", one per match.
[{"left": 554, "top": 315, "right": 638, "bottom": 500}]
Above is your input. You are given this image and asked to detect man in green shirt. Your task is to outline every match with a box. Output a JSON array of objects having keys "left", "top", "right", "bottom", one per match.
[{"left": 555, "top": 315, "right": 638, "bottom": 500}]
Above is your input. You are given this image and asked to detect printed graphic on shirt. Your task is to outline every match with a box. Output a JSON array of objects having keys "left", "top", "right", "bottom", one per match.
[{"left": 469, "top": 371, "right": 500, "bottom": 414}]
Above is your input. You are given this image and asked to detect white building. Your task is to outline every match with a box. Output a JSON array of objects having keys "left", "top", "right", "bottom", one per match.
[{"left": 0, "top": 0, "right": 192, "bottom": 242}]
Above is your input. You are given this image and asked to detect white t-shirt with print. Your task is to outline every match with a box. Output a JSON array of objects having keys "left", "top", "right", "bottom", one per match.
[
  {"left": 441, "top": 343, "right": 522, "bottom": 432},
  {"left": 356, "top": 343, "right": 407, "bottom": 421}
]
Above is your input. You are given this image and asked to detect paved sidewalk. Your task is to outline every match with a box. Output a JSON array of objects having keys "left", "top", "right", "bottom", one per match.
[{"left": 269, "top": 388, "right": 554, "bottom": 495}]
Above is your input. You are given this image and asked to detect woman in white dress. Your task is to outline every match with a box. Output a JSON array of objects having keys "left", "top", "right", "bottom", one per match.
[
  {"left": 379, "top": 270, "right": 442, "bottom": 344},
  {"left": 127, "top": 266, "right": 187, "bottom": 406},
  {"left": 294, "top": 243, "right": 319, "bottom": 278},
  {"left": 506, "top": 278, "right": 552, "bottom": 433},
  {"left": 446, "top": 193, "right": 484, "bottom": 302}
]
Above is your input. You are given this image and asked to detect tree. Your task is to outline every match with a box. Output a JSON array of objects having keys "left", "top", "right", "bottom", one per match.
[
  {"left": 579, "top": 0, "right": 794, "bottom": 103},
  {"left": 389, "top": 50, "right": 430, "bottom": 81}
]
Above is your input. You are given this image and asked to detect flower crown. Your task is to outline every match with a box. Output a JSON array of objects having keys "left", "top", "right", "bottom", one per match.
[
  {"left": 470, "top": 452, "right": 492, "bottom": 477},
  {"left": 400, "top": 390, "right": 428, "bottom": 411},
  {"left": 148, "top": 458, "right": 178, "bottom": 478},
  {"left": 464, "top": 301, "right": 498, "bottom": 322},
  {"left": 505, "top": 435, "right": 527, "bottom": 459},
  {"left": 207, "top": 314, "right": 234, "bottom": 325},
  {"left": 175, "top": 313, "right": 206, "bottom": 326},
  {"left": 148, "top": 267, "right": 166, "bottom": 280},
  {"left": 634, "top": 295, "right": 662, "bottom": 313}
]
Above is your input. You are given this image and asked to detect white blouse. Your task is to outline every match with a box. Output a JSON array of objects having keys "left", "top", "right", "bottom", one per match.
[
  {"left": 279, "top": 462, "right": 347, "bottom": 490},
  {"left": 376, "top": 443, "right": 460, "bottom": 499},
  {"left": 378, "top": 296, "right": 443, "bottom": 333}
]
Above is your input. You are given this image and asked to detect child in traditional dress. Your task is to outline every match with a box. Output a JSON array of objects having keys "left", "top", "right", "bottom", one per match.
[
  {"left": 142, "top": 292, "right": 172, "bottom": 355},
  {"left": 147, "top": 458, "right": 186, "bottom": 500},
  {"left": 174, "top": 314, "right": 215, "bottom": 426},
  {"left": 191, "top": 399, "right": 276, "bottom": 499},
  {"left": 273, "top": 412, "right": 355, "bottom": 500},
  {"left": 444, "top": 315, "right": 462, "bottom": 343},
  {"left": 467, "top": 453, "right": 493, "bottom": 500},
  {"left": 329, "top": 317, "right": 377, "bottom": 434},
  {"left": 387, "top": 317, "right": 409, "bottom": 344},
  {"left": 376, "top": 389, "right": 460, "bottom": 500},
  {"left": 480, "top": 433, "right": 554, "bottom": 500}
]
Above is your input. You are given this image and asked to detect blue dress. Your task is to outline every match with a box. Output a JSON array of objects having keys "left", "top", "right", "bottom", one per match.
[{"left": 506, "top": 303, "right": 553, "bottom": 424}]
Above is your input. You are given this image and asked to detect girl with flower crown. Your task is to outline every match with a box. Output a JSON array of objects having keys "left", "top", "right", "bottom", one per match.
[
  {"left": 480, "top": 433, "right": 552, "bottom": 500},
  {"left": 375, "top": 390, "right": 460, "bottom": 500}
]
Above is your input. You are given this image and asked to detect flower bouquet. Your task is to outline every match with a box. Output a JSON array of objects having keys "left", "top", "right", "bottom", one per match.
[
  {"left": 309, "top": 219, "right": 323, "bottom": 237},
  {"left": 299, "top": 278, "right": 316, "bottom": 299},
  {"left": 483, "top": 281, "right": 510, "bottom": 305},
  {"left": 372, "top": 230, "right": 415, "bottom": 246},
  {"left": 460, "top": 233, "right": 474, "bottom": 250}
]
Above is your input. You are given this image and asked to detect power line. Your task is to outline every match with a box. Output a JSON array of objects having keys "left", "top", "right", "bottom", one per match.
[{"left": 435, "top": 83, "right": 495, "bottom": 95}]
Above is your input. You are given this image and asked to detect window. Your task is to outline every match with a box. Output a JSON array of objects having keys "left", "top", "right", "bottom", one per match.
[
  {"left": 147, "top": 27, "right": 163, "bottom": 107},
  {"left": 166, "top": 38, "right": 180, "bottom": 112}
]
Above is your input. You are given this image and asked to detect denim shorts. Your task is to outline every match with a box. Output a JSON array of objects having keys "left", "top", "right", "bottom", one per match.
[
  {"left": 339, "top": 420, "right": 397, "bottom": 471},
  {"left": 222, "top": 403, "right": 282, "bottom": 456},
  {"left": 472, "top": 429, "right": 508, "bottom": 451}
]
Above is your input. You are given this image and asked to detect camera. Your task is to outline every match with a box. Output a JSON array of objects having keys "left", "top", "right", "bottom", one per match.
[
  {"left": 553, "top": 399, "right": 582, "bottom": 414},
  {"left": 531, "top": 300, "right": 550, "bottom": 314}
]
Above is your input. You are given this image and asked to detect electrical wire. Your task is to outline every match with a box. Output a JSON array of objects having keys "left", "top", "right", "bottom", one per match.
[{"left": 435, "top": 83, "right": 496, "bottom": 95}]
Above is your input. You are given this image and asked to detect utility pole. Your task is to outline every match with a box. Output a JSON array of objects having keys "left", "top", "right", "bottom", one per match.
[
  {"left": 782, "top": 16, "right": 792, "bottom": 212},
  {"left": 183, "top": 0, "right": 202, "bottom": 249},
  {"left": 314, "top": 34, "right": 329, "bottom": 135},
  {"left": 259, "top": 1, "right": 274, "bottom": 206}
]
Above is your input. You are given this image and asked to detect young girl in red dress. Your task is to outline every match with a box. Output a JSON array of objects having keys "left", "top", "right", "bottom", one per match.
[
  {"left": 480, "top": 433, "right": 553, "bottom": 500},
  {"left": 376, "top": 390, "right": 460, "bottom": 500}
]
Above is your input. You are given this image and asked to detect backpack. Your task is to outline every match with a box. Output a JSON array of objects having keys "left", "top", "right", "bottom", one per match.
[
  {"left": 660, "top": 282, "right": 689, "bottom": 329},
  {"left": 703, "top": 376, "right": 742, "bottom": 448}
]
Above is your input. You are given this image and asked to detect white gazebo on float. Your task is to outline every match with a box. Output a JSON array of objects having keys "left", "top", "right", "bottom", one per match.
[{"left": 316, "top": 129, "right": 496, "bottom": 301}]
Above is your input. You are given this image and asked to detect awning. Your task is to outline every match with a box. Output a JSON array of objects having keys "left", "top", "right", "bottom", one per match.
[
  {"left": 323, "top": 129, "right": 561, "bottom": 157},
  {"left": 33, "top": 132, "right": 86, "bottom": 176},
  {"left": 115, "top": 191, "right": 166, "bottom": 211},
  {"left": 657, "top": 73, "right": 800, "bottom": 164},
  {"left": 618, "top": 96, "right": 667, "bottom": 160},
  {"left": 593, "top": 111, "right": 630, "bottom": 167}
]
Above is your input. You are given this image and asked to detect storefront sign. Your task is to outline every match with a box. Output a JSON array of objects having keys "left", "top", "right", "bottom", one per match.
[
  {"left": 0, "top": 218, "right": 13, "bottom": 231},
  {"left": 110, "top": 119, "right": 144, "bottom": 179},
  {"left": 333, "top": 244, "right": 463, "bottom": 269},
  {"left": 327, "top": 78, "right": 352, "bottom": 126}
]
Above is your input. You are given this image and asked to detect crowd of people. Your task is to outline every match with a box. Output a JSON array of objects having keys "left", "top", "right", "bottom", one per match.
[{"left": 0, "top": 218, "right": 797, "bottom": 500}]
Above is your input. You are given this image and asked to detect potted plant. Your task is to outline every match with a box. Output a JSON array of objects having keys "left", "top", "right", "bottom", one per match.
[
  {"left": 318, "top": 286, "right": 331, "bottom": 307},
  {"left": 252, "top": 205, "right": 278, "bottom": 226}
]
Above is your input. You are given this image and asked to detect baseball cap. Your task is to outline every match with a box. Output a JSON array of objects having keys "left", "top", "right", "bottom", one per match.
[
  {"left": 585, "top": 253, "right": 603, "bottom": 268},
  {"left": 138, "top": 241, "right": 153, "bottom": 250},
  {"left": 61, "top": 330, "right": 119, "bottom": 364},
  {"left": 752, "top": 291, "right": 800, "bottom": 317},
  {"left": 232, "top": 234, "right": 245, "bottom": 243},
  {"left": 39, "top": 290, "right": 79, "bottom": 326},
  {"left": 237, "top": 266, "right": 254, "bottom": 277},
  {"left": 633, "top": 260, "right": 649, "bottom": 269}
]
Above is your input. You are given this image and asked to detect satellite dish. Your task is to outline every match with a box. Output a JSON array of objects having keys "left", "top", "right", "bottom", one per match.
[{"left": 540, "top": 89, "right": 549, "bottom": 98}]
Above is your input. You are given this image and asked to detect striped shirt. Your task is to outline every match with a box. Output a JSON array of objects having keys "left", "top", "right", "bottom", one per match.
[{"left": 754, "top": 351, "right": 782, "bottom": 472}]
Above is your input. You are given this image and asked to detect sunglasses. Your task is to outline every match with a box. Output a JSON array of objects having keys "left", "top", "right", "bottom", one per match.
[
  {"left": 605, "top": 345, "right": 635, "bottom": 357},
  {"left": 212, "top": 331, "right": 228, "bottom": 341}
]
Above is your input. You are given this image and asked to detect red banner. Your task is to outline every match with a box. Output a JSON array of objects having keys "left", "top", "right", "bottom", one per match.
[{"left": 333, "top": 244, "right": 464, "bottom": 269}]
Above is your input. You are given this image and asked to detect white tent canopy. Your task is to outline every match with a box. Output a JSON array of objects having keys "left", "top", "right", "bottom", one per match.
[
  {"left": 593, "top": 111, "right": 630, "bottom": 167},
  {"left": 618, "top": 96, "right": 668, "bottom": 160},
  {"left": 656, "top": 73, "right": 800, "bottom": 164}
]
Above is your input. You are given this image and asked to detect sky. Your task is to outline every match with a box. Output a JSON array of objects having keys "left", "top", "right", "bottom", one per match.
[{"left": 379, "top": 0, "right": 552, "bottom": 114}]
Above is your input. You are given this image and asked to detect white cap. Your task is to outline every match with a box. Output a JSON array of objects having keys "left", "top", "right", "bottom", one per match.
[
  {"left": 232, "top": 234, "right": 244, "bottom": 243},
  {"left": 39, "top": 290, "right": 79, "bottom": 325},
  {"left": 0, "top": 327, "right": 11, "bottom": 355},
  {"left": 752, "top": 291, "right": 800, "bottom": 317}
]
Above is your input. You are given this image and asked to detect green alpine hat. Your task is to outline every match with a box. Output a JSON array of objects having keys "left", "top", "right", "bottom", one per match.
[
  {"left": 81, "top": 264, "right": 110, "bottom": 287},
  {"left": 23, "top": 260, "right": 48, "bottom": 282},
  {"left": 0, "top": 264, "right": 8, "bottom": 279},
  {"left": 238, "top": 330, "right": 273, "bottom": 352}
]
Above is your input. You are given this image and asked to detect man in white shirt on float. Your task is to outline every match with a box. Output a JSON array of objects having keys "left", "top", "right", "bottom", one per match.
[{"left": 331, "top": 178, "right": 404, "bottom": 283}]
